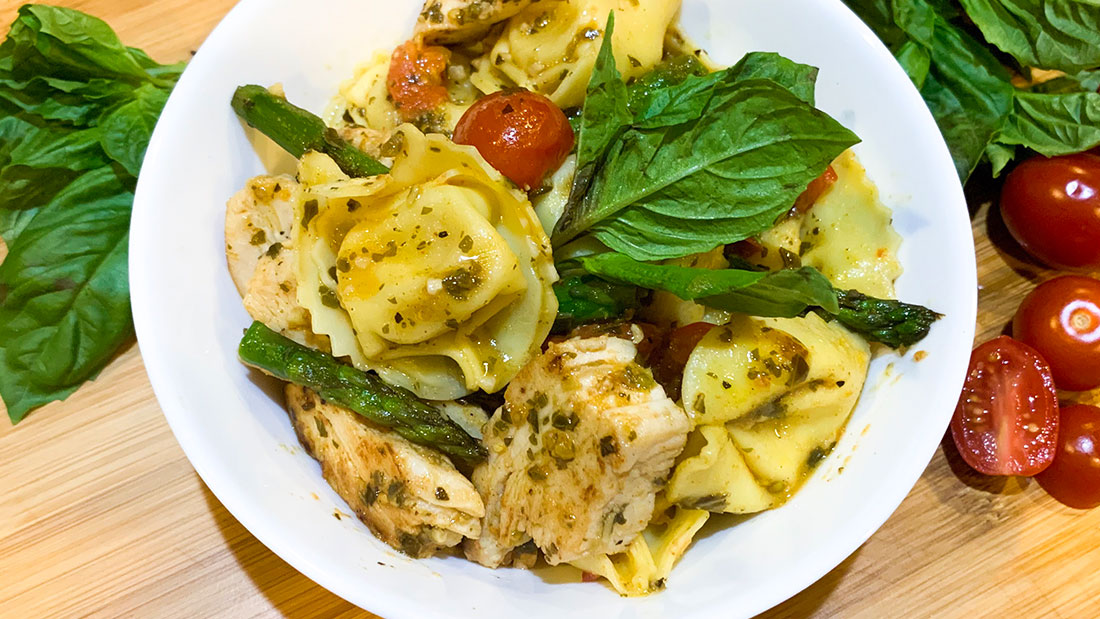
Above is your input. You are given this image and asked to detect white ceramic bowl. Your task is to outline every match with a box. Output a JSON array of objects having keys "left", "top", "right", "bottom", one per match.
[{"left": 130, "top": 0, "right": 977, "bottom": 616}]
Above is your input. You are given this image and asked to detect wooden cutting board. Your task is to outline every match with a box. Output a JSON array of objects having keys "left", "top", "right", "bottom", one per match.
[{"left": 0, "top": 1, "right": 1096, "bottom": 617}]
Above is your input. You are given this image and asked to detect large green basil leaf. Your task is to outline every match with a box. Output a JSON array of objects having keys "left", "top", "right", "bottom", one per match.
[
  {"left": 99, "top": 83, "right": 170, "bottom": 176},
  {"left": 958, "top": 0, "right": 1100, "bottom": 73},
  {"left": 997, "top": 90, "right": 1100, "bottom": 156},
  {"left": 0, "top": 5, "right": 182, "bottom": 422},
  {"left": 586, "top": 80, "right": 858, "bottom": 260},
  {"left": 0, "top": 167, "right": 133, "bottom": 422}
]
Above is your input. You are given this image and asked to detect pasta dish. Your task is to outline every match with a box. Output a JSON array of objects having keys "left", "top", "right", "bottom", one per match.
[{"left": 224, "top": 0, "right": 939, "bottom": 595}]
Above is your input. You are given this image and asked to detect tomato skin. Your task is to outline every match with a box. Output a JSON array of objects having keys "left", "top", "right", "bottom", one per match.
[
  {"left": 1013, "top": 275, "right": 1100, "bottom": 391},
  {"left": 999, "top": 153, "right": 1100, "bottom": 270},
  {"left": 951, "top": 336, "right": 1060, "bottom": 476},
  {"left": 1038, "top": 404, "right": 1100, "bottom": 509},
  {"left": 387, "top": 39, "right": 450, "bottom": 121},
  {"left": 789, "top": 165, "right": 838, "bottom": 217},
  {"left": 652, "top": 322, "right": 716, "bottom": 401},
  {"left": 452, "top": 90, "right": 574, "bottom": 190}
]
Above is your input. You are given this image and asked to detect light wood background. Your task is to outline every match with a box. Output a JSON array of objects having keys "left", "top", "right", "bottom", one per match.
[{"left": 1, "top": 1, "right": 1097, "bottom": 617}]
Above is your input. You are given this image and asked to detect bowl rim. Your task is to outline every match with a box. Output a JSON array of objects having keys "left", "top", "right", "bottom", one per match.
[{"left": 130, "top": 0, "right": 977, "bottom": 616}]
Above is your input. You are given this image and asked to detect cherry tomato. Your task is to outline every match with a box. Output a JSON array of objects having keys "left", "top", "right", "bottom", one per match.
[
  {"left": 452, "top": 90, "right": 574, "bottom": 189},
  {"left": 788, "top": 165, "right": 838, "bottom": 217},
  {"left": 1013, "top": 275, "right": 1100, "bottom": 391},
  {"left": 1037, "top": 404, "right": 1100, "bottom": 509},
  {"left": 652, "top": 322, "right": 715, "bottom": 401},
  {"left": 999, "top": 153, "right": 1100, "bottom": 269},
  {"left": 951, "top": 336, "right": 1059, "bottom": 476},
  {"left": 387, "top": 39, "right": 450, "bottom": 121}
]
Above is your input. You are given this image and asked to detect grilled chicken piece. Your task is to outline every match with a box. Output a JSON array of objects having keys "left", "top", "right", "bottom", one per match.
[
  {"left": 287, "top": 384, "right": 485, "bottom": 557},
  {"left": 225, "top": 175, "right": 298, "bottom": 295},
  {"left": 465, "top": 335, "right": 691, "bottom": 567},
  {"left": 415, "top": 0, "right": 537, "bottom": 44},
  {"left": 226, "top": 176, "right": 328, "bottom": 350}
]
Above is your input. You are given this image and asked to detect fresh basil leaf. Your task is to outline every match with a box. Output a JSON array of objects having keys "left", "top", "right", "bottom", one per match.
[
  {"left": 0, "top": 76, "right": 133, "bottom": 125},
  {"left": 896, "top": 40, "right": 932, "bottom": 88},
  {"left": 997, "top": 90, "right": 1100, "bottom": 156},
  {"left": 99, "top": 83, "right": 169, "bottom": 176},
  {"left": 555, "top": 13, "right": 632, "bottom": 240},
  {"left": 3, "top": 5, "right": 151, "bottom": 82},
  {"left": 579, "top": 252, "right": 840, "bottom": 317},
  {"left": 583, "top": 80, "right": 858, "bottom": 260},
  {"left": 985, "top": 141, "right": 1017, "bottom": 176},
  {"left": 0, "top": 167, "right": 134, "bottom": 423},
  {"left": 8, "top": 125, "right": 107, "bottom": 170},
  {"left": 958, "top": 0, "right": 1100, "bottom": 73},
  {"left": 894, "top": 0, "right": 1016, "bottom": 181},
  {"left": 0, "top": 5, "right": 182, "bottom": 422}
]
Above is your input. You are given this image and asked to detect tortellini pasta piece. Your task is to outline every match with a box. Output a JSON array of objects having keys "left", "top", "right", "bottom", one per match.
[
  {"left": 470, "top": 0, "right": 680, "bottom": 109},
  {"left": 798, "top": 150, "right": 902, "bottom": 298},
  {"left": 669, "top": 313, "right": 870, "bottom": 513},
  {"left": 295, "top": 124, "right": 558, "bottom": 400},
  {"left": 568, "top": 504, "right": 710, "bottom": 596}
]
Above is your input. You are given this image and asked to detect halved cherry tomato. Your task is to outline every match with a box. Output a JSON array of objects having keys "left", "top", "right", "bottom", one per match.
[
  {"left": 652, "top": 322, "right": 716, "bottom": 400},
  {"left": 452, "top": 89, "right": 574, "bottom": 189},
  {"left": 789, "top": 165, "right": 838, "bottom": 217},
  {"left": 999, "top": 153, "right": 1100, "bottom": 270},
  {"left": 1037, "top": 404, "right": 1100, "bottom": 509},
  {"left": 950, "top": 336, "right": 1059, "bottom": 476},
  {"left": 1012, "top": 275, "right": 1100, "bottom": 391},
  {"left": 387, "top": 39, "right": 451, "bottom": 121}
]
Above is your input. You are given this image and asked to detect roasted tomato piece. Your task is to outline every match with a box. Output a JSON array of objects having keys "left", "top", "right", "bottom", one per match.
[
  {"left": 452, "top": 89, "right": 574, "bottom": 189},
  {"left": 387, "top": 39, "right": 451, "bottom": 121}
]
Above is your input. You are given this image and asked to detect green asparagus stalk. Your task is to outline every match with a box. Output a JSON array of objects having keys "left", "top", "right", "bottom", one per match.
[
  {"left": 231, "top": 84, "right": 389, "bottom": 178},
  {"left": 238, "top": 322, "right": 485, "bottom": 463},
  {"left": 829, "top": 290, "right": 942, "bottom": 349}
]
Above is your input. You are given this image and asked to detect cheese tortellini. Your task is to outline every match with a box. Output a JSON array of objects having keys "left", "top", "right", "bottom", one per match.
[
  {"left": 668, "top": 313, "right": 870, "bottom": 514},
  {"left": 471, "top": 0, "right": 681, "bottom": 109},
  {"left": 754, "top": 150, "right": 902, "bottom": 298},
  {"left": 295, "top": 124, "right": 557, "bottom": 400},
  {"left": 569, "top": 503, "right": 710, "bottom": 596}
]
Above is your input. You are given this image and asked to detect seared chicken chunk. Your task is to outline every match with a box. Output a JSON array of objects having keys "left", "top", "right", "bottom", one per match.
[
  {"left": 287, "top": 384, "right": 485, "bottom": 557},
  {"left": 226, "top": 176, "right": 328, "bottom": 350},
  {"left": 225, "top": 175, "right": 298, "bottom": 295},
  {"left": 416, "top": 0, "right": 537, "bottom": 44},
  {"left": 465, "top": 335, "right": 691, "bottom": 567}
]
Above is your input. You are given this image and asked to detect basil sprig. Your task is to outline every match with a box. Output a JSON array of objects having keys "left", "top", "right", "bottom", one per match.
[
  {"left": 842, "top": 0, "right": 1100, "bottom": 180},
  {"left": 552, "top": 14, "right": 860, "bottom": 261},
  {"left": 0, "top": 6, "right": 183, "bottom": 422}
]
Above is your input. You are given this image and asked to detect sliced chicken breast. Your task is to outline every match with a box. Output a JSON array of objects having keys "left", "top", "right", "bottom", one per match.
[
  {"left": 465, "top": 335, "right": 691, "bottom": 567},
  {"left": 226, "top": 176, "right": 329, "bottom": 350},
  {"left": 287, "top": 384, "right": 485, "bottom": 557}
]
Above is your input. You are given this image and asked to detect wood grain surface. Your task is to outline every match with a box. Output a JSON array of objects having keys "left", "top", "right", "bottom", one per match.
[{"left": 1, "top": 1, "right": 1097, "bottom": 618}]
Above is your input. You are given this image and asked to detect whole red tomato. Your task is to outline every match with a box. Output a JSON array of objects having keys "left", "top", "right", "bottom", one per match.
[
  {"left": 1013, "top": 275, "right": 1100, "bottom": 391},
  {"left": 999, "top": 153, "right": 1100, "bottom": 269},
  {"left": 951, "top": 336, "right": 1060, "bottom": 476},
  {"left": 452, "top": 90, "right": 574, "bottom": 190},
  {"left": 1037, "top": 404, "right": 1100, "bottom": 509}
]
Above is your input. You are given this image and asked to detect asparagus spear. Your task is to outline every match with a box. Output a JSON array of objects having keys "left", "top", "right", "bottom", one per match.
[
  {"left": 830, "top": 289, "right": 942, "bottom": 349},
  {"left": 238, "top": 321, "right": 485, "bottom": 463},
  {"left": 231, "top": 84, "right": 389, "bottom": 178}
]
